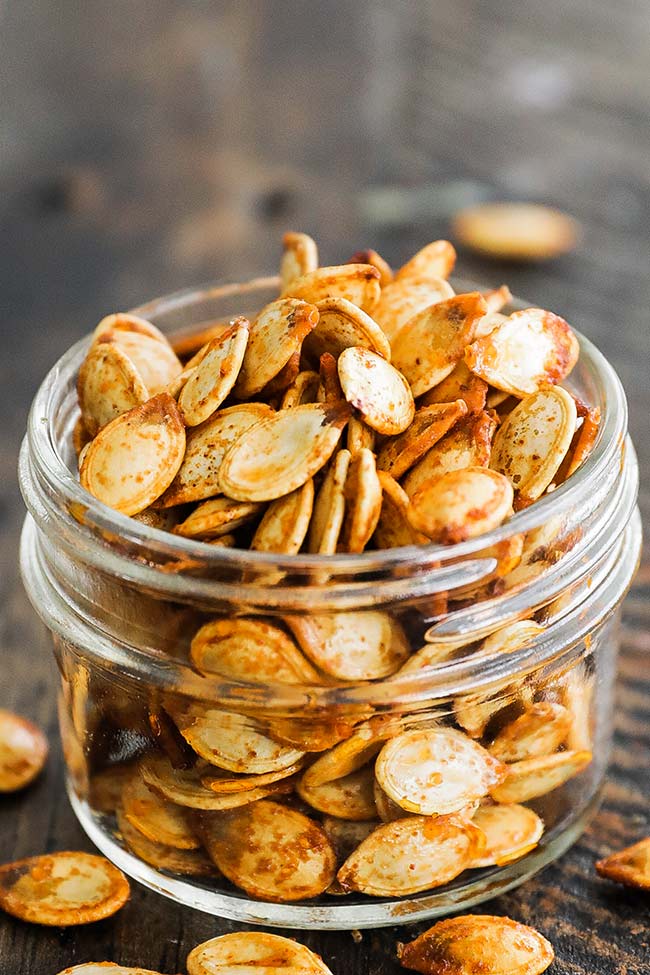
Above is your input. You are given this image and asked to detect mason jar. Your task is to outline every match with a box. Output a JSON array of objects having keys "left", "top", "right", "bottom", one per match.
[{"left": 19, "top": 278, "right": 641, "bottom": 929}]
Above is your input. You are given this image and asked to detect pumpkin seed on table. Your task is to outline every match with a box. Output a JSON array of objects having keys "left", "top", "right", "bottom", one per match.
[
  {"left": 233, "top": 298, "right": 318, "bottom": 398},
  {"left": 373, "top": 276, "right": 455, "bottom": 342},
  {"left": 218, "top": 402, "right": 350, "bottom": 502},
  {"left": 140, "top": 754, "right": 293, "bottom": 810},
  {"left": 338, "top": 346, "right": 414, "bottom": 435},
  {"left": 337, "top": 814, "right": 484, "bottom": 896},
  {"left": 341, "top": 447, "right": 382, "bottom": 552},
  {"left": 0, "top": 709, "right": 48, "bottom": 792},
  {"left": 471, "top": 803, "right": 544, "bottom": 867},
  {"left": 408, "top": 468, "right": 513, "bottom": 544},
  {"left": 453, "top": 199, "right": 578, "bottom": 261},
  {"left": 80, "top": 393, "right": 186, "bottom": 516},
  {"left": 197, "top": 799, "right": 337, "bottom": 901},
  {"left": 281, "top": 263, "right": 381, "bottom": 313},
  {"left": 190, "top": 617, "right": 320, "bottom": 684},
  {"left": 489, "top": 702, "right": 571, "bottom": 763},
  {"left": 177, "top": 318, "right": 249, "bottom": 425},
  {"left": 116, "top": 809, "right": 215, "bottom": 878},
  {"left": 398, "top": 913, "right": 554, "bottom": 975},
  {"left": 377, "top": 400, "right": 468, "bottom": 478},
  {"left": 490, "top": 749, "right": 592, "bottom": 804},
  {"left": 349, "top": 246, "right": 394, "bottom": 286},
  {"left": 121, "top": 773, "right": 200, "bottom": 849},
  {"left": 173, "top": 497, "right": 263, "bottom": 539},
  {"left": 176, "top": 707, "right": 304, "bottom": 774},
  {"left": 280, "top": 231, "right": 319, "bottom": 290},
  {"left": 402, "top": 409, "right": 497, "bottom": 497},
  {"left": 159, "top": 402, "right": 273, "bottom": 507},
  {"left": 302, "top": 296, "right": 391, "bottom": 363},
  {"left": 490, "top": 386, "right": 577, "bottom": 503},
  {"left": 0, "top": 852, "right": 130, "bottom": 926},
  {"left": 187, "top": 931, "right": 334, "bottom": 975},
  {"left": 286, "top": 611, "right": 410, "bottom": 681},
  {"left": 465, "top": 307, "right": 579, "bottom": 397},
  {"left": 391, "top": 292, "right": 487, "bottom": 397},
  {"left": 376, "top": 727, "right": 506, "bottom": 816},
  {"left": 309, "top": 449, "right": 351, "bottom": 554},
  {"left": 77, "top": 341, "right": 149, "bottom": 436},
  {"left": 596, "top": 837, "right": 650, "bottom": 890}
]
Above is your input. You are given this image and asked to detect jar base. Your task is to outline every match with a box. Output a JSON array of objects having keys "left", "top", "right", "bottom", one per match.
[{"left": 68, "top": 779, "right": 603, "bottom": 930}]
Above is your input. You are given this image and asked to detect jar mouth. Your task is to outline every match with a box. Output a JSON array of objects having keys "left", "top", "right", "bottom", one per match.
[{"left": 24, "top": 275, "right": 627, "bottom": 577}]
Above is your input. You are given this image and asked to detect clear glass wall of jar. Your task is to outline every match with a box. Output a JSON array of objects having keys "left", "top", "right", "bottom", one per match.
[{"left": 19, "top": 279, "right": 641, "bottom": 929}]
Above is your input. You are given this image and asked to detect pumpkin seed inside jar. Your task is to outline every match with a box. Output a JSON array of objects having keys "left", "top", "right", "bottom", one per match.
[{"left": 19, "top": 228, "right": 640, "bottom": 926}]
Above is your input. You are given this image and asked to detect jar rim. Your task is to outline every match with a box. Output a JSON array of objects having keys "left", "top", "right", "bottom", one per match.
[{"left": 25, "top": 275, "right": 628, "bottom": 579}]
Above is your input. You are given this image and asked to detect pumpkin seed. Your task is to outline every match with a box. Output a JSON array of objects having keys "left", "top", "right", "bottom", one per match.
[
  {"left": 303, "top": 296, "right": 391, "bottom": 363},
  {"left": 373, "top": 276, "right": 455, "bottom": 342},
  {"left": 596, "top": 837, "right": 650, "bottom": 890},
  {"left": 190, "top": 617, "right": 320, "bottom": 684},
  {"left": 341, "top": 447, "right": 382, "bottom": 552},
  {"left": 250, "top": 479, "right": 314, "bottom": 554},
  {"left": 338, "top": 346, "right": 414, "bottom": 435},
  {"left": 419, "top": 361, "right": 487, "bottom": 416},
  {"left": 79, "top": 393, "right": 186, "bottom": 516},
  {"left": 490, "top": 749, "right": 592, "bottom": 804},
  {"left": 337, "top": 814, "right": 484, "bottom": 896},
  {"left": 281, "top": 263, "right": 381, "bottom": 313},
  {"left": 308, "top": 449, "right": 351, "bottom": 554},
  {"left": 174, "top": 497, "right": 263, "bottom": 539},
  {"left": 391, "top": 293, "right": 487, "bottom": 397},
  {"left": 197, "top": 799, "right": 336, "bottom": 901},
  {"left": 0, "top": 852, "right": 130, "bottom": 926},
  {"left": 286, "top": 611, "right": 410, "bottom": 681},
  {"left": 121, "top": 773, "right": 200, "bottom": 849},
  {"left": 408, "top": 468, "right": 513, "bottom": 543},
  {"left": 489, "top": 702, "right": 571, "bottom": 763},
  {"left": 280, "top": 369, "right": 320, "bottom": 408},
  {"left": 178, "top": 319, "right": 249, "bottom": 425},
  {"left": 177, "top": 707, "right": 305, "bottom": 774},
  {"left": 0, "top": 709, "right": 48, "bottom": 793},
  {"left": 297, "top": 765, "right": 377, "bottom": 821},
  {"left": 375, "top": 727, "right": 506, "bottom": 816},
  {"left": 140, "top": 755, "right": 293, "bottom": 810},
  {"left": 160, "top": 403, "right": 273, "bottom": 506},
  {"left": 97, "top": 329, "right": 182, "bottom": 395},
  {"left": 453, "top": 199, "right": 578, "bottom": 260},
  {"left": 377, "top": 401, "right": 468, "bottom": 479},
  {"left": 465, "top": 308, "right": 579, "bottom": 397},
  {"left": 234, "top": 298, "right": 318, "bottom": 398},
  {"left": 187, "top": 931, "right": 333, "bottom": 975},
  {"left": 116, "top": 809, "right": 214, "bottom": 878},
  {"left": 218, "top": 402, "right": 350, "bottom": 502},
  {"left": 349, "top": 247, "right": 393, "bottom": 286},
  {"left": 78, "top": 341, "right": 149, "bottom": 436},
  {"left": 395, "top": 240, "right": 456, "bottom": 282},
  {"left": 398, "top": 913, "right": 554, "bottom": 974},
  {"left": 490, "top": 386, "right": 577, "bottom": 502},
  {"left": 280, "top": 231, "right": 319, "bottom": 290},
  {"left": 471, "top": 803, "right": 544, "bottom": 868},
  {"left": 402, "top": 410, "right": 497, "bottom": 497}
]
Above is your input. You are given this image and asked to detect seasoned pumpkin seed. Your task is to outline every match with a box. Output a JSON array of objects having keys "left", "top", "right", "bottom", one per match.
[
  {"left": 338, "top": 347, "right": 414, "bottom": 435},
  {"left": 0, "top": 709, "right": 48, "bottom": 793},
  {"left": 178, "top": 319, "right": 249, "bottom": 425},
  {"left": 408, "top": 468, "right": 513, "bottom": 543},
  {"left": 187, "top": 931, "right": 333, "bottom": 975}
]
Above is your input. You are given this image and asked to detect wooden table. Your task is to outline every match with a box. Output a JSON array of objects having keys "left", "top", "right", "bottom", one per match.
[{"left": 1, "top": 1, "right": 648, "bottom": 971}]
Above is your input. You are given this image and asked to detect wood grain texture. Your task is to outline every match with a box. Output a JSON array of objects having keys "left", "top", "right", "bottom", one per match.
[{"left": 0, "top": 0, "right": 649, "bottom": 972}]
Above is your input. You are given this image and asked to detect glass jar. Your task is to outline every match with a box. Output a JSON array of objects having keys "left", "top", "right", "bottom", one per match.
[{"left": 19, "top": 278, "right": 641, "bottom": 930}]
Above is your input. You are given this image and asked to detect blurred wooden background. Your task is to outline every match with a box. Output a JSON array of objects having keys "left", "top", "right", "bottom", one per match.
[{"left": 1, "top": 1, "right": 649, "bottom": 972}]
